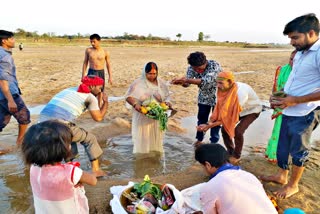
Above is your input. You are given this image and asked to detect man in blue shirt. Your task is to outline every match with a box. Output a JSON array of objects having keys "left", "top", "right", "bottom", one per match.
[
  {"left": 0, "top": 30, "right": 30, "bottom": 147},
  {"left": 261, "top": 14, "right": 320, "bottom": 199}
]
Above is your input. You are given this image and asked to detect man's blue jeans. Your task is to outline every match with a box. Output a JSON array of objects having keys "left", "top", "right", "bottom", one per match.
[
  {"left": 277, "top": 107, "right": 320, "bottom": 169},
  {"left": 196, "top": 103, "right": 221, "bottom": 143}
]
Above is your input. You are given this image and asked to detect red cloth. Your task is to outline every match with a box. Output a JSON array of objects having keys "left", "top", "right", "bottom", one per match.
[{"left": 77, "top": 76, "right": 104, "bottom": 93}]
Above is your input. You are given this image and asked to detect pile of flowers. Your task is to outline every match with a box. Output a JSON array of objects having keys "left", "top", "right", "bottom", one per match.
[{"left": 140, "top": 99, "right": 169, "bottom": 131}]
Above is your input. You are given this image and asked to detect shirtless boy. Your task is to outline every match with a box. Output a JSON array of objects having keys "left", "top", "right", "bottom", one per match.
[{"left": 82, "top": 33, "right": 113, "bottom": 88}]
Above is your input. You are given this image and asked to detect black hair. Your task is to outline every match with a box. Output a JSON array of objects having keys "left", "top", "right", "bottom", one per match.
[
  {"left": 283, "top": 13, "right": 320, "bottom": 36},
  {"left": 195, "top": 143, "right": 228, "bottom": 168},
  {"left": 21, "top": 120, "right": 73, "bottom": 166},
  {"left": 0, "top": 30, "right": 14, "bottom": 45},
  {"left": 187, "top": 51, "right": 207, "bottom": 66},
  {"left": 144, "top": 62, "right": 158, "bottom": 73},
  {"left": 90, "top": 33, "right": 101, "bottom": 41}
]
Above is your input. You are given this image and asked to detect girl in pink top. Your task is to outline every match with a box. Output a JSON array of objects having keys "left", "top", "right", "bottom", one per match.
[{"left": 21, "top": 120, "right": 98, "bottom": 214}]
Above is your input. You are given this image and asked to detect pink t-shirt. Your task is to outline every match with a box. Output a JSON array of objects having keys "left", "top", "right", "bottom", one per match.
[
  {"left": 30, "top": 163, "right": 89, "bottom": 214},
  {"left": 200, "top": 169, "right": 277, "bottom": 214}
]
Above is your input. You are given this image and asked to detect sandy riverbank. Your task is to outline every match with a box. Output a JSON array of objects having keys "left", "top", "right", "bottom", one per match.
[{"left": 0, "top": 45, "right": 319, "bottom": 213}]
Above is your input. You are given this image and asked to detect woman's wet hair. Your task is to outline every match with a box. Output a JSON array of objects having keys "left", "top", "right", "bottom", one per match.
[
  {"left": 145, "top": 62, "right": 158, "bottom": 73},
  {"left": 187, "top": 51, "right": 207, "bottom": 66},
  {"left": 21, "top": 120, "right": 73, "bottom": 166},
  {"left": 195, "top": 143, "right": 228, "bottom": 168}
]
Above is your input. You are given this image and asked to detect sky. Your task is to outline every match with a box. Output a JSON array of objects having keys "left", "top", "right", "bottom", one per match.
[{"left": 2, "top": 0, "right": 320, "bottom": 44}]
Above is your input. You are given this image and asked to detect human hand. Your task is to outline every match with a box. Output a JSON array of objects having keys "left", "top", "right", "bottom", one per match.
[
  {"left": 197, "top": 124, "right": 209, "bottom": 132},
  {"left": 134, "top": 103, "right": 142, "bottom": 113},
  {"left": 270, "top": 95, "right": 297, "bottom": 109},
  {"left": 8, "top": 100, "right": 17, "bottom": 113},
  {"left": 101, "top": 92, "right": 108, "bottom": 103},
  {"left": 108, "top": 77, "right": 113, "bottom": 85},
  {"left": 171, "top": 77, "right": 185, "bottom": 85}
]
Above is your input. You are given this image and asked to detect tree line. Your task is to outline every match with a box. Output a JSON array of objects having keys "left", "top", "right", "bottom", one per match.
[{"left": 14, "top": 28, "right": 212, "bottom": 42}]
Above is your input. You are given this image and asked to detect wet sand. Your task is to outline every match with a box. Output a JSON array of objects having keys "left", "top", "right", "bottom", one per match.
[{"left": 0, "top": 45, "right": 319, "bottom": 213}]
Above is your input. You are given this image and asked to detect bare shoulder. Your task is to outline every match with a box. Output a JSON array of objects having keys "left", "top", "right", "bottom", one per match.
[
  {"left": 103, "top": 48, "right": 110, "bottom": 56},
  {"left": 86, "top": 47, "right": 93, "bottom": 52}
]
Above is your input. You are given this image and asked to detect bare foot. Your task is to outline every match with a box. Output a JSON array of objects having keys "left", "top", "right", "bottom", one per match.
[
  {"left": 229, "top": 156, "right": 241, "bottom": 165},
  {"left": 259, "top": 174, "right": 288, "bottom": 185},
  {"left": 93, "top": 169, "right": 107, "bottom": 178},
  {"left": 273, "top": 184, "right": 299, "bottom": 198}
]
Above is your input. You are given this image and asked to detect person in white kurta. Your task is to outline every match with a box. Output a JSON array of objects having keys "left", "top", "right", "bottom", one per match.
[
  {"left": 125, "top": 62, "right": 170, "bottom": 153},
  {"left": 195, "top": 143, "right": 278, "bottom": 214}
]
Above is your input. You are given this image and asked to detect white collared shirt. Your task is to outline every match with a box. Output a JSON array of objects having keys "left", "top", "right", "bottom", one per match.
[{"left": 283, "top": 39, "right": 320, "bottom": 116}]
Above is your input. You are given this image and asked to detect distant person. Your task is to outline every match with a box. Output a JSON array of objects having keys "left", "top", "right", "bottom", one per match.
[
  {"left": 261, "top": 13, "right": 320, "bottom": 199},
  {"left": 171, "top": 51, "right": 221, "bottom": 147},
  {"left": 0, "top": 30, "right": 30, "bottom": 147},
  {"left": 82, "top": 33, "right": 113, "bottom": 89},
  {"left": 21, "top": 120, "right": 97, "bottom": 213},
  {"left": 265, "top": 50, "right": 297, "bottom": 162},
  {"left": 18, "top": 43, "right": 23, "bottom": 51},
  {"left": 125, "top": 62, "right": 171, "bottom": 154},
  {"left": 39, "top": 75, "right": 108, "bottom": 177},
  {"left": 194, "top": 143, "right": 277, "bottom": 214},
  {"left": 197, "top": 71, "right": 262, "bottom": 165}
]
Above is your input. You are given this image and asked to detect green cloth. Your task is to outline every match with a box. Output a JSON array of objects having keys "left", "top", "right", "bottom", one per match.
[{"left": 265, "top": 64, "right": 292, "bottom": 161}]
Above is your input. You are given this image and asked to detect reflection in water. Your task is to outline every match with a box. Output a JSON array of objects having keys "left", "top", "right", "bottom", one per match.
[
  {"left": 0, "top": 133, "right": 194, "bottom": 212},
  {"left": 0, "top": 153, "right": 33, "bottom": 213},
  {"left": 99, "top": 133, "right": 194, "bottom": 179}
]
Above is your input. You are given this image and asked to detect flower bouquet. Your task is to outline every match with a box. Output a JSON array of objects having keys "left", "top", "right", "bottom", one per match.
[{"left": 140, "top": 99, "right": 169, "bottom": 131}]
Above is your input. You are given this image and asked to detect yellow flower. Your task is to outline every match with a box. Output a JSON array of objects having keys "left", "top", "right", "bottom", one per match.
[
  {"left": 160, "top": 102, "right": 169, "bottom": 110},
  {"left": 141, "top": 106, "right": 148, "bottom": 114}
]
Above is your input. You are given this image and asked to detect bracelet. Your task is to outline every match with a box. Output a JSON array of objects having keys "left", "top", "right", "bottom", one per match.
[{"left": 133, "top": 102, "right": 138, "bottom": 108}]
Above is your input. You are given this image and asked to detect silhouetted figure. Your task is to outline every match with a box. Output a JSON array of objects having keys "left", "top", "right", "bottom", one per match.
[{"left": 18, "top": 43, "right": 23, "bottom": 51}]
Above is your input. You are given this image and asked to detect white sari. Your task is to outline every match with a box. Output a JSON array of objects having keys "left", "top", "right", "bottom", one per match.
[{"left": 125, "top": 67, "right": 170, "bottom": 154}]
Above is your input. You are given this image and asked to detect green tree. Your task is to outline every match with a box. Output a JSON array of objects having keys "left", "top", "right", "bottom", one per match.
[
  {"left": 198, "top": 32, "right": 204, "bottom": 42},
  {"left": 176, "top": 33, "right": 182, "bottom": 41},
  {"left": 15, "top": 28, "right": 26, "bottom": 37}
]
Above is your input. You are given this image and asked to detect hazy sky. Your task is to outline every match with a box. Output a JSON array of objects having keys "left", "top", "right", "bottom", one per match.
[{"left": 2, "top": 0, "right": 319, "bottom": 44}]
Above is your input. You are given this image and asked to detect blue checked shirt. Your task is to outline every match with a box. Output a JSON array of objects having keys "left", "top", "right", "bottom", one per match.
[{"left": 186, "top": 60, "right": 222, "bottom": 106}]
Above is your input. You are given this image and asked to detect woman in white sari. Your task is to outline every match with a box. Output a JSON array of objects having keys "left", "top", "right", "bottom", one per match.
[{"left": 125, "top": 62, "right": 171, "bottom": 154}]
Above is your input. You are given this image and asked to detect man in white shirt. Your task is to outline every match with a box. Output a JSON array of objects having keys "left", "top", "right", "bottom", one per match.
[
  {"left": 194, "top": 143, "right": 277, "bottom": 214},
  {"left": 261, "top": 13, "right": 320, "bottom": 199}
]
